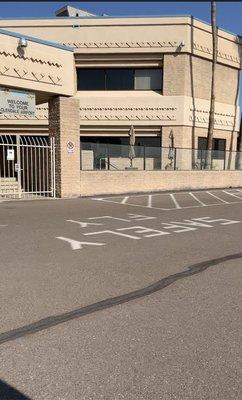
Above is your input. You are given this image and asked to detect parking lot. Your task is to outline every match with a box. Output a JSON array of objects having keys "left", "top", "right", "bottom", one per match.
[
  {"left": 0, "top": 188, "right": 241, "bottom": 399},
  {"left": 93, "top": 188, "right": 242, "bottom": 210}
]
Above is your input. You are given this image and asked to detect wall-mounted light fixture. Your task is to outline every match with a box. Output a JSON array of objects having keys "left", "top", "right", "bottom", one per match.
[{"left": 19, "top": 37, "right": 28, "bottom": 48}]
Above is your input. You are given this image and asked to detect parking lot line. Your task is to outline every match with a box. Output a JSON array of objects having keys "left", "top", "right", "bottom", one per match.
[
  {"left": 188, "top": 192, "right": 206, "bottom": 206},
  {"left": 148, "top": 195, "right": 152, "bottom": 208},
  {"left": 223, "top": 190, "right": 242, "bottom": 199},
  {"left": 169, "top": 194, "right": 181, "bottom": 209},
  {"left": 121, "top": 196, "right": 129, "bottom": 204},
  {"left": 93, "top": 189, "right": 242, "bottom": 211},
  {"left": 206, "top": 191, "right": 229, "bottom": 204}
]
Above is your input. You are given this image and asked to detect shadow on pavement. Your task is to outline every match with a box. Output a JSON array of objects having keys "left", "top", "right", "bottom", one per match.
[{"left": 0, "top": 379, "right": 31, "bottom": 400}]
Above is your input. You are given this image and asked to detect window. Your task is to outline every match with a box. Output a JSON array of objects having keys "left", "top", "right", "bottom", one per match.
[
  {"left": 198, "top": 137, "right": 226, "bottom": 160},
  {"left": 213, "top": 138, "right": 226, "bottom": 160},
  {"left": 77, "top": 68, "right": 162, "bottom": 91},
  {"left": 134, "top": 69, "right": 162, "bottom": 90},
  {"left": 106, "top": 69, "right": 134, "bottom": 90},
  {"left": 213, "top": 138, "right": 226, "bottom": 152},
  {"left": 77, "top": 69, "right": 105, "bottom": 90},
  {"left": 80, "top": 136, "right": 161, "bottom": 147}
]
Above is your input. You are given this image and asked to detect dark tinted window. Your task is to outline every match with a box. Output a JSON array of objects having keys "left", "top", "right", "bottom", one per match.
[
  {"left": 80, "top": 136, "right": 161, "bottom": 146},
  {"left": 213, "top": 138, "right": 226, "bottom": 159},
  {"left": 213, "top": 138, "right": 225, "bottom": 152},
  {"left": 198, "top": 137, "right": 226, "bottom": 160},
  {"left": 198, "top": 137, "right": 207, "bottom": 151},
  {"left": 77, "top": 68, "right": 162, "bottom": 91},
  {"left": 77, "top": 69, "right": 105, "bottom": 90},
  {"left": 106, "top": 69, "right": 134, "bottom": 90}
]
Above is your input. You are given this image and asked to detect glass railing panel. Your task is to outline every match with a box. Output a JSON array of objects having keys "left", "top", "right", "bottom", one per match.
[
  {"left": 80, "top": 142, "right": 242, "bottom": 172},
  {"left": 235, "top": 152, "right": 242, "bottom": 170},
  {"left": 108, "top": 144, "right": 145, "bottom": 170}
]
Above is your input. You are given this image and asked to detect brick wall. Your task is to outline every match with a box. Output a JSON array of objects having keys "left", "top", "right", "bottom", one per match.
[
  {"left": 49, "top": 96, "right": 80, "bottom": 197},
  {"left": 80, "top": 170, "right": 242, "bottom": 197},
  {"left": 163, "top": 53, "right": 240, "bottom": 104}
]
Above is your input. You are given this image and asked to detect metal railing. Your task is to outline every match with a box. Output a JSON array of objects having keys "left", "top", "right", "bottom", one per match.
[{"left": 80, "top": 142, "right": 242, "bottom": 171}]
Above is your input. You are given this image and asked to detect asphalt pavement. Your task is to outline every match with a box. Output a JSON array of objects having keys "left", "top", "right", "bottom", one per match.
[{"left": 0, "top": 188, "right": 241, "bottom": 399}]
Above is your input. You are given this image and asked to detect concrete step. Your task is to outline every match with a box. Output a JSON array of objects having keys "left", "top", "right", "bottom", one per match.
[
  {"left": 0, "top": 191, "right": 19, "bottom": 195},
  {"left": 0, "top": 177, "right": 17, "bottom": 182},
  {"left": 0, "top": 182, "right": 19, "bottom": 187},
  {"left": 0, "top": 185, "right": 19, "bottom": 189},
  {"left": 0, "top": 178, "right": 19, "bottom": 195},
  {"left": 0, "top": 188, "right": 19, "bottom": 191}
]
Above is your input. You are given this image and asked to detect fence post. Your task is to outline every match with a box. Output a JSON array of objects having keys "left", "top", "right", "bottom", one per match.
[
  {"left": 174, "top": 147, "right": 177, "bottom": 170},
  {"left": 223, "top": 151, "right": 226, "bottom": 170},
  {"left": 107, "top": 144, "right": 110, "bottom": 170},
  {"left": 80, "top": 141, "right": 82, "bottom": 170},
  {"left": 201, "top": 150, "right": 203, "bottom": 170},
  {"left": 16, "top": 135, "right": 22, "bottom": 199},
  {"left": 143, "top": 145, "right": 146, "bottom": 170},
  {"left": 51, "top": 137, "right": 56, "bottom": 197}
]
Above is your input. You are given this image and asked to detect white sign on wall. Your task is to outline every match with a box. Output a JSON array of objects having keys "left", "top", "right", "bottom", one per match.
[
  {"left": 0, "top": 88, "right": 35, "bottom": 116},
  {"left": 7, "top": 149, "right": 15, "bottom": 161}
]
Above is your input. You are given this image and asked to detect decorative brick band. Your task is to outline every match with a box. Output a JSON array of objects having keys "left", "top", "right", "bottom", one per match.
[
  {"left": 64, "top": 40, "right": 179, "bottom": 49},
  {"left": 0, "top": 64, "right": 62, "bottom": 86},
  {"left": 193, "top": 42, "right": 240, "bottom": 64}
]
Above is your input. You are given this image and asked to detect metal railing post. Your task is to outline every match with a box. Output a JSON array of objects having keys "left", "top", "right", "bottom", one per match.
[
  {"left": 50, "top": 137, "right": 56, "bottom": 198},
  {"left": 16, "top": 135, "right": 22, "bottom": 199},
  {"left": 107, "top": 144, "right": 110, "bottom": 170},
  {"left": 80, "top": 141, "right": 82, "bottom": 170},
  {"left": 143, "top": 145, "right": 146, "bottom": 170}
]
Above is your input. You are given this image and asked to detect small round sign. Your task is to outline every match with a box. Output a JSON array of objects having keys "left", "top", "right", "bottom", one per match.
[{"left": 67, "top": 141, "right": 75, "bottom": 154}]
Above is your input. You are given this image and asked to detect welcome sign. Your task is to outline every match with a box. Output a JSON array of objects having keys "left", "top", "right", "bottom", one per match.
[{"left": 0, "top": 88, "right": 35, "bottom": 116}]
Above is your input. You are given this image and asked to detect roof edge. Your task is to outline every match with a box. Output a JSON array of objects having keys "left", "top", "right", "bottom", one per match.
[
  {"left": 0, "top": 27, "right": 73, "bottom": 51},
  {"left": 0, "top": 14, "right": 239, "bottom": 39}
]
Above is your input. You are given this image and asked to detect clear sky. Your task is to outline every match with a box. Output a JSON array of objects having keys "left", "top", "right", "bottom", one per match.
[
  {"left": 0, "top": 1, "right": 241, "bottom": 36},
  {"left": 0, "top": 1, "right": 241, "bottom": 106}
]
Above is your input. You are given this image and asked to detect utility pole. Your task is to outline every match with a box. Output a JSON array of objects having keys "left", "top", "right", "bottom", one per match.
[{"left": 206, "top": 0, "right": 217, "bottom": 169}]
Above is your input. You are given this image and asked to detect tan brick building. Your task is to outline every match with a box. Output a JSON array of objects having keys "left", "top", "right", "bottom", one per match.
[{"left": 0, "top": 6, "right": 241, "bottom": 197}]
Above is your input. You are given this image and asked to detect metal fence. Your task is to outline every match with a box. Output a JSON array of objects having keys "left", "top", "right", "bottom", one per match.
[
  {"left": 0, "top": 135, "right": 55, "bottom": 199},
  {"left": 81, "top": 142, "right": 242, "bottom": 171}
]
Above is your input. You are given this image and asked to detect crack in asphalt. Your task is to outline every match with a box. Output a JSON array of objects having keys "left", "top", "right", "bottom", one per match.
[{"left": 0, "top": 252, "right": 241, "bottom": 346}]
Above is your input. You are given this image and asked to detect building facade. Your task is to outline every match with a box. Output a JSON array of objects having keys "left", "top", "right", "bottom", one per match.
[{"left": 0, "top": 7, "right": 241, "bottom": 197}]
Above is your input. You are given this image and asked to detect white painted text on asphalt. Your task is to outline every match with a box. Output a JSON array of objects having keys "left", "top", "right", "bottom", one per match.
[{"left": 56, "top": 215, "right": 241, "bottom": 251}]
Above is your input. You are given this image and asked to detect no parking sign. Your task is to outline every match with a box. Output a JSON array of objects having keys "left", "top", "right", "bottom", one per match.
[{"left": 66, "top": 141, "right": 75, "bottom": 154}]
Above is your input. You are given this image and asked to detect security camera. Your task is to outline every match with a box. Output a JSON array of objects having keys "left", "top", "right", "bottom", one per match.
[
  {"left": 19, "top": 37, "right": 28, "bottom": 48},
  {"left": 180, "top": 41, "right": 185, "bottom": 47}
]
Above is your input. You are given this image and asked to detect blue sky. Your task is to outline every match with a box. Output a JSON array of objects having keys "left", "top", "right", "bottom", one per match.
[
  {"left": 0, "top": 1, "right": 241, "bottom": 36},
  {"left": 0, "top": 2, "right": 241, "bottom": 106}
]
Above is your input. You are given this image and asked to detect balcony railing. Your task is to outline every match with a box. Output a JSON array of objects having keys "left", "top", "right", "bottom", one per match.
[{"left": 80, "top": 142, "right": 242, "bottom": 171}]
